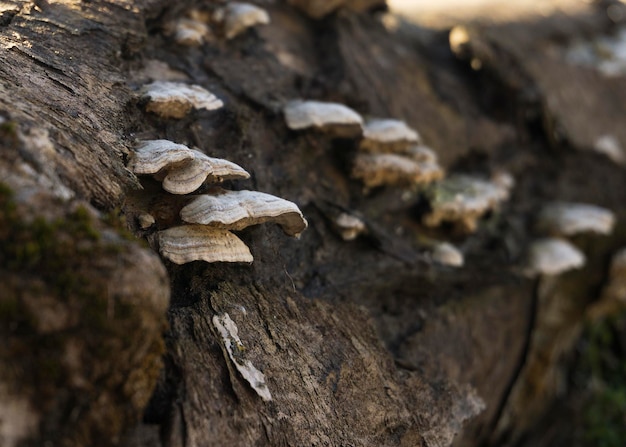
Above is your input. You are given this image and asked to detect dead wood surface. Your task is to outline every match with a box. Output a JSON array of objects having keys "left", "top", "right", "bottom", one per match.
[{"left": 1, "top": 1, "right": 625, "bottom": 447}]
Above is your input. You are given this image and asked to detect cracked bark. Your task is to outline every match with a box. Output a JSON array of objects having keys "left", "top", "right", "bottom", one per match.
[{"left": 1, "top": 1, "right": 625, "bottom": 447}]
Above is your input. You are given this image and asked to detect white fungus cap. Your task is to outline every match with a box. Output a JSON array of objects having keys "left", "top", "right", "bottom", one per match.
[
  {"left": 527, "top": 238, "right": 586, "bottom": 276},
  {"left": 141, "top": 81, "right": 224, "bottom": 119},
  {"left": 158, "top": 225, "right": 253, "bottom": 264},
  {"left": 173, "top": 18, "right": 210, "bottom": 46},
  {"left": 129, "top": 140, "right": 250, "bottom": 195},
  {"left": 334, "top": 212, "right": 366, "bottom": 241},
  {"left": 180, "top": 189, "right": 308, "bottom": 237},
  {"left": 432, "top": 242, "right": 464, "bottom": 267},
  {"left": 593, "top": 134, "right": 625, "bottom": 165},
  {"left": 162, "top": 150, "right": 250, "bottom": 195},
  {"left": 283, "top": 100, "right": 364, "bottom": 136},
  {"left": 129, "top": 140, "right": 196, "bottom": 174},
  {"left": 360, "top": 118, "right": 420, "bottom": 153},
  {"left": 537, "top": 202, "right": 615, "bottom": 236},
  {"left": 352, "top": 152, "right": 443, "bottom": 188},
  {"left": 217, "top": 2, "right": 270, "bottom": 39}
]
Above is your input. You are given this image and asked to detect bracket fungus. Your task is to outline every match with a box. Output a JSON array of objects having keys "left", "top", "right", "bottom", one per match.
[
  {"left": 432, "top": 242, "right": 464, "bottom": 267},
  {"left": 526, "top": 238, "right": 586, "bottom": 277},
  {"left": 360, "top": 118, "right": 421, "bottom": 153},
  {"left": 423, "top": 174, "right": 513, "bottom": 232},
  {"left": 215, "top": 2, "right": 270, "bottom": 40},
  {"left": 141, "top": 81, "right": 224, "bottom": 119},
  {"left": 129, "top": 140, "right": 250, "bottom": 195},
  {"left": 333, "top": 212, "right": 367, "bottom": 241},
  {"left": 407, "top": 145, "right": 438, "bottom": 163},
  {"left": 352, "top": 152, "right": 443, "bottom": 189},
  {"left": 351, "top": 116, "right": 443, "bottom": 189},
  {"left": 536, "top": 202, "right": 615, "bottom": 236},
  {"left": 171, "top": 18, "right": 210, "bottom": 46},
  {"left": 283, "top": 100, "right": 364, "bottom": 137},
  {"left": 158, "top": 225, "right": 253, "bottom": 264},
  {"left": 137, "top": 212, "right": 156, "bottom": 230},
  {"left": 593, "top": 135, "right": 625, "bottom": 165},
  {"left": 129, "top": 140, "right": 195, "bottom": 174},
  {"left": 128, "top": 139, "right": 307, "bottom": 265},
  {"left": 180, "top": 189, "right": 308, "bottom": 238},
  {"left": 162, "top": 153, "right": 250, "bottom": 195}
]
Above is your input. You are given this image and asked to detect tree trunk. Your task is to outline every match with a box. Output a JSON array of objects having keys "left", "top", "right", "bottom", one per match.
[{"left": 1, "top": 1, "right": 625, "bottom": 447}]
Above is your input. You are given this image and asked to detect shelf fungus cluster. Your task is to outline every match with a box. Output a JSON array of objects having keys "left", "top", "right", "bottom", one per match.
[
  {"left": 129, "top": 140, "right": 250, "bottom": 195},
  {"left": 140, "top": 81, "right": 224, "bottom": 119},
  {"left": 166, "top": 2, "right": 270, "bottom": 45},
  {"left": 353, "top": 119, "right": 443, "bottom": 189},
  {"left": 526, "top": 201, "right": 616, "bottom": 276},
  {"left": 127, "top": 139, "right": 307, "bottom": 265},
  {"left": 283, "top": 101, "right": 444, "bottom": 189},
  {"left": 423, "top": 173, "right": 513, "bottom": 232}
]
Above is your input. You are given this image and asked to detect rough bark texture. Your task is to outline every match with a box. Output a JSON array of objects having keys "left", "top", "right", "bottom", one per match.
[{"left": 1, "top": 1, "right": 626, "bottom": 447}]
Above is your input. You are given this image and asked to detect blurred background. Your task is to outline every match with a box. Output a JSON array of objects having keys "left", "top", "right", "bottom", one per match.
[{"left": 389, "top": 0, "right": 598, "bottom": 26}]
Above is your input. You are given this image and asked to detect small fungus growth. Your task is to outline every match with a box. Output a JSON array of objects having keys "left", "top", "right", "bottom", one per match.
[
  {"left": 283, "top": 100, "right": 364, "bottom": 137},
  {"left": 137, "top": 212, "right": 155, "bottom": 230},
  {"left": 432, "top": 242, "right": 464, "bottom": 267},
  {"left": 423, "top": 173, "right": 513, "bottom": 232},
  {"left": 171, "top": 18, "right": 210, "bottom": 46},
  {"left": 352, "top": 152, "right": 443, "bottom": 188},
  {"left": 592, "top": 134, "right": 625, "bottom": 165},
  {"left": 215, "top": 2, "right": 270, "bottom": 39},
  {"left": 141, "top": 81, "right": 224, "bottom": 119},
  {"left": 333, "top": 212, "right": 367, "bottom": 241},
  {"left": 351, "top": 118, "right": 444, "bottom": 189},
  {"left": 360, "top": 118, "right": 421, "bottom": 153},
  {"left": 536, "top": 202, "right": 615, "bottom": 236},
  {"left": 526, "top": 237, "right": 586, "bottom": 276}
]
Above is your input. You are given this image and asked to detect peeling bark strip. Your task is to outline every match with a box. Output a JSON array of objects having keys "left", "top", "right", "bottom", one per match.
[
  {"left": 2, "top": 1, "right": 626, "bottom": 447},
  {"left": 212, "top": 313, "right": 273, "bottom": 402}
]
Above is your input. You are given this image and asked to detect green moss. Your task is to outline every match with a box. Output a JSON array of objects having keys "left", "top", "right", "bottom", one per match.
[
  {"left": 0, "top": 182, "right": 166, "bottom": 446},
  {"left": 0, "top": 181, "right": 132, "bottom": 343},
  {"left": 0, "top": 120, "right": 17, "bottom": 137},
  {"left": 584, "top": 386, "right": 626, "bottom": 446},
  {"left": 71, "top": 205, "right": 101, "bottom": 241},
  {"left": 579, "top": 313, "right": 626, "bottom": 446}
]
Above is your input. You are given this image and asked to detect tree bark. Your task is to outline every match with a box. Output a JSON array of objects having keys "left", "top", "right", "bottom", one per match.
[{"left": 1, "top": 1, "right": 625, "bottom": 447}]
